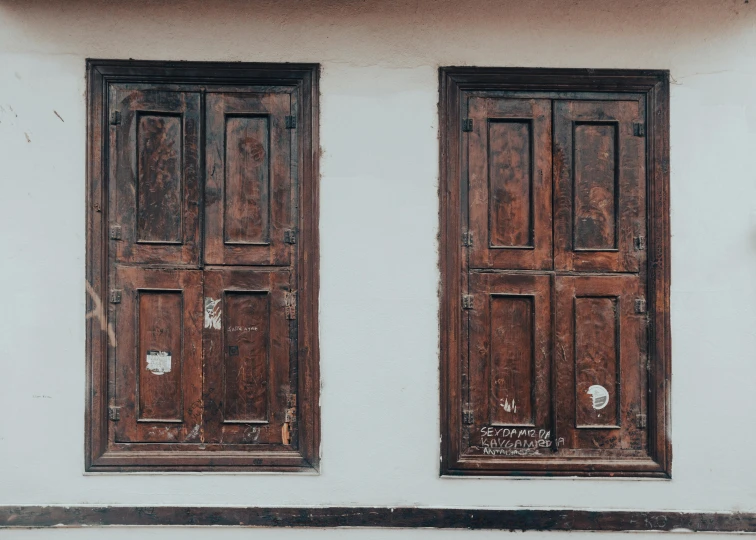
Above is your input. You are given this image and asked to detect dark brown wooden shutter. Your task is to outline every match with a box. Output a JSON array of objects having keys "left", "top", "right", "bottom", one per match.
[
  {"left": 87, "top": 63, "right": 319, "bottom": 472},
  {"left": 441, "top": 68, "right": 670, "bottom": 477},
  {"left": 204, "top": 93, "right": 294, "bottom": 266},
  {"left": 467, "top": 98, "right": 553, "bottom": 270}
]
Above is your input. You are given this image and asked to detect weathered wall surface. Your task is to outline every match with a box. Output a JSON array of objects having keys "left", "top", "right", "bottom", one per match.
[{"left": 0, "top": 0, "right": 755, "bottom": 536}]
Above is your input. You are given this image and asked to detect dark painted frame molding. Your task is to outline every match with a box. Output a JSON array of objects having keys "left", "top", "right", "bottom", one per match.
[
  {"left": 439, "top": 67, "right": 671, "bottom": 477},
  {"left": 2, "top": 507, "right": 754, "bottom": 532},
  {"left": 86, "top": 59, "right": 320, "bottom": 472}
]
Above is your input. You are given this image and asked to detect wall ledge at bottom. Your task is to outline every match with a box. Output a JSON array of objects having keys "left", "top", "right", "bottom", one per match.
[{"left": 1, "top": 506, "right": 755, "bottom": 532}]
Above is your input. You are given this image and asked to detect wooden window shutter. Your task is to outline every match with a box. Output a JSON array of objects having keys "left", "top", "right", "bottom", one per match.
[
  {"left": 440, "top": 67, "right": 671, "bottom": 477},
  {"left": 86, "top": 60, "right": 320, "bottom": 472}
]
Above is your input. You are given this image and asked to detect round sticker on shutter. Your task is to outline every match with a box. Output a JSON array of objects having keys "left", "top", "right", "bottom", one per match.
[{"left": 587, "top": 385, "right": 609, "bottom": 410}]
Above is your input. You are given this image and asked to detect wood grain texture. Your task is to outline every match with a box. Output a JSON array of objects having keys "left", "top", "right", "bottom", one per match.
[
  {"left": 86, "top": 60, "right": 320, "bottom": 472},
  {"left": 488, "top": 295, "right": 534, "bottom": 425},
  {"left": 136, "top": 114, "right": 183, "bottom": 243},
  {"left": 573, "top": 296, "right": 619, "bottom": 428},
  {"left": 2, "top": 506, "right": 754, "bottom": 532},
  {"left": 224, "top": 115, "right": 270, "bottom": 244},
  {"left": 489, "top": 121, "right": 532, "bottom": 247},
  {"left": 440, "top": 67, "right": 670, "bottom": 477},
  {"left": 223, "top": 291, "right": 271, "bottom": 423},
  {"left": 137, "top": 290, "right": 183, "bottom": 421},
  {"left": 573, "top": 123, "right": 617, "bottom": 250}
]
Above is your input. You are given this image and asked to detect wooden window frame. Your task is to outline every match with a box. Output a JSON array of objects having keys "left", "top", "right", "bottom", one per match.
[
  {"left": 85, "top": 59, "right": 320, "bottom": 472},
  {"left": 439, "top": 67, "right": 671, "bottom": 477}
]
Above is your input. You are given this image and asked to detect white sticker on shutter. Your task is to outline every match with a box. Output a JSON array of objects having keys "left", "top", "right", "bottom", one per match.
[{"left": 146, "top": 350, "right": 172, "bottom": 375}]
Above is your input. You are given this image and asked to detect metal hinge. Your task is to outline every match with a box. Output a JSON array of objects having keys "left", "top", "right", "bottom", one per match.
[
  {"left": 110, "top": 111, "right": 121, "bottom": 125},
  {"left": 634, "top": 235, "right": 646, "bottom": 250},
  {"left": 462, "top": 118, "right": 473, "bottom": 132},
  {"left": 462, "top": 231, "right": 473, "bottom": 247},
  {"left": 285, "top": 116, "right": 296, "bottom": 129},
  {"left": 633, "top": 122, "right": 645, "bottom": 137},
  {"left": 109, "top": 406, "right": 120, "bottom": 421},
  {"left": 462, "top": 295, "right": 474, "bottom": 310},
  {"left": 636, "top": 413, "right": 647, "bottom": 429},
  {"left": 110, "top": 290, "right": 122, "bottom": 304},
  {"left": 284, "top": 229, "right": 296, "bottom": 244},
  {"left": 463, "top": 407, "right": 474, "bottom": 424},
  {"left": 109, "top": 225, "right": 122, "bottom": 240},
  {"left": 285, "top": 292, "right": 297, "bottom": 320},
  {"left": 635, "top": 298, "right": 647, "bottom": 314}
]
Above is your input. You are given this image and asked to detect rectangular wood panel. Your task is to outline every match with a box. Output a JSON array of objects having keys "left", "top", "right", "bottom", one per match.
[
  {"left": 488, "top": 120, "right": 532, "bottom": 248},
  {"left": 205, "top": 92, "right": 293, "bottom": 266},
  {"left": 574, "top": 296, "right": 619, "bottom": 428},
  {"left": 488, "top": 295, "right": 534, "bottom": 426},
  {"left": 137, "top": 290, "right": 183, "bottom": 421},
  {"left": 110, "top": 88, "right": 201, "bottom": 266},
  {"left": 223, "top": 291, "right": 271, "bottom": 423},
  {"left": 573, "top": 123, "right": 618, "bottom": 251},
  {"left": 467, "top": 97, "right": 552, "bottom": 270},
  {"left": 554, "top": 100, "right": 646, "bottom": 272},
  {"left": 224, "top": 116, "right": 270, "bottom": 245},
  {"left": 136, "top": 113, "right": 183, "bottom": 244}
]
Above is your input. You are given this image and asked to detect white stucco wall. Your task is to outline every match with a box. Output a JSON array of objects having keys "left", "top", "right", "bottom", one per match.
[{"left": 1, "top": 0, "right": 755, "bottom": 537}]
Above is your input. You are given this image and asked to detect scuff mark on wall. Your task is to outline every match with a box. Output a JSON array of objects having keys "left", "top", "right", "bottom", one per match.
[{"left": 85, "top": 280, "right": 117, "bottom": 347}]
